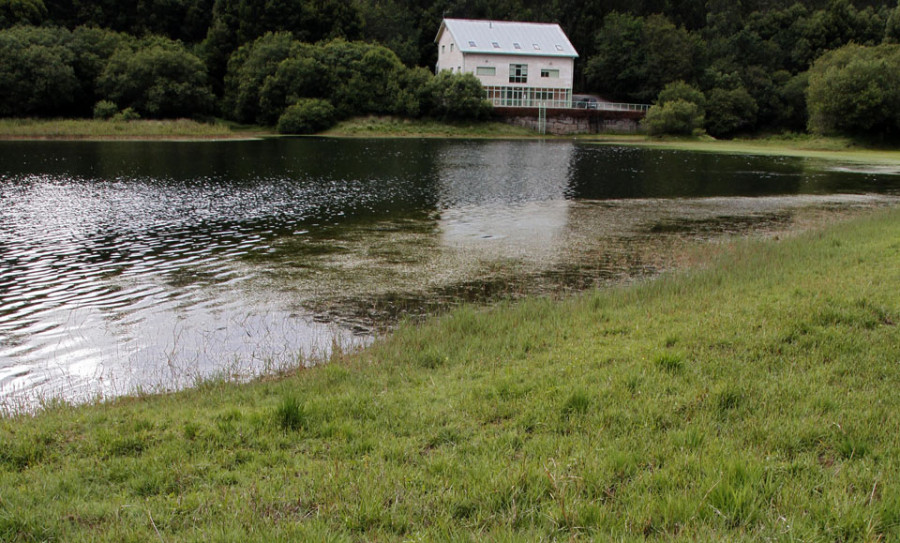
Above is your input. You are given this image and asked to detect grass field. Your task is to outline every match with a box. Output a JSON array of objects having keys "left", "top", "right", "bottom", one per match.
[
  {"left": 323, "top": 116, "right": 537, "bottom": 138},
  {"left": 2, "top": 204, "right": 899, "bottom": 541},
  {"left": 580, "top": 133, "right": 900, "bottom": 165},
  {"left": 0, "top": 118, "right": 271, "bottom": 140}
]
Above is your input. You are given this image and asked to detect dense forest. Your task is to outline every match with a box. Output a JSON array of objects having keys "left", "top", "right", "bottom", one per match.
[{"left": 3, "top": 0, "right": 900, "bottom": 136}]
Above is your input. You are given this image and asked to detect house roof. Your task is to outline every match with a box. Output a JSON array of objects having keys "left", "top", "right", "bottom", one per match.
[{"left": 436, "top": 18, "right": 578, "bottom": 58}]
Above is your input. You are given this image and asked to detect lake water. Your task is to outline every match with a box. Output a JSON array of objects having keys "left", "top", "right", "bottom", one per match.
[{"left": 1, "top": 138, "right": 898, "bottom": 409}]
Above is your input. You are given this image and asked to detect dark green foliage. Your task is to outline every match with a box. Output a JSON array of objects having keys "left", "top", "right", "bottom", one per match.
[
  {"left": 422, "top": 72, "right": 492, "bottom": 120},
  {"left": 807, "top": 43, "right": 900, "bottom": 138},
  {"left": 0, "top": 0, "right": 46, "bottom": 27},
  {"left": 657, "top": 80, "right": 705, "bottom": 112},
  {"left": 586, "top": 12, "right": 701, "bottom": 102},
  {"left": 705, "top": 87, "right": 759, "bottom": 138},
  {"left": 276, "top": 98, "right": 335, "bottom": 134},
  {"left": 643, "top": 99, "right": 704, "bottom": 136},
  {"left": 92, "top": 99, "right": 117, "bottom": 119},
  {"left": 224, "top": 34, "right": 486, "bottom": 126},
  {"left": 112, "top": 107, "right": 140, "bottom": 121},
  {"left": 97, "top": 37, "right": 214, "bottom": 118},
  {"left": 3, "top": 0, "right": 900, "bottom": 134},
  {"left": 0, "top": 25, "right": 78, "bottom": 116}
]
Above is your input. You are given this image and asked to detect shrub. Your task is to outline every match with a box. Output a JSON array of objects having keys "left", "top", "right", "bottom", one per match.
[
  {"left": 92, "top": 100, "right": 118, "bottom": 119},
  {"left": 643, "top": 99, "right": 704, "bottom": 136},
  {"left": 423, "top": 72, "right": 492, "bottom": 120},
  {"left": 276, "top": 98, "right": 335, "bottom": 134},
  {"left": 112, "top": 107, "right": 140, "bottom": 121},
  {"left": 657, "top": 80, "right": 706, "bottom": 113}
]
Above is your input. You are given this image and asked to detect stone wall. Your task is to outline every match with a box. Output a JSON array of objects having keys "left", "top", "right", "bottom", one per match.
[{"left": 493, "top": 107, "right": 645, "bottom": 135}]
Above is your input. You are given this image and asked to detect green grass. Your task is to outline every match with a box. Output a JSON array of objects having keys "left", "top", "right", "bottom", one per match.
[
  {"left": 581, "top": 132, "right": 900, "bottom": 165},
  {"left": 2, "top": 208, "right": 900, "bottom": 541},
  {"left": 323, "top": 115, "right": 538, "bottom": 138},
  {"left": 0, "top": 118, "right": 272, "bottom": 140}
]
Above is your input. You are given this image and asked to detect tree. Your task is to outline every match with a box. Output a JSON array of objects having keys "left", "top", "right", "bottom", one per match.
[
  {"left": 0, "top": 0, "right": 46, "bottom": 27},
  {"left": 807, "top": 43, "right": 900, "bottom": 138},
  {"left": 97, "top": 37, "right": 215, "bottom": 118},
  {"left": 0, "top": 25, "right": 79, "bottom": 116},
  {"left": 585, "top": 12, "right": 702, "bottom": 102},
  {"left": 705, "top": 87, "right": 758, "bottom": 138},
  {"left": 222, "top": 31, "right": 295, "bottom": 123}
]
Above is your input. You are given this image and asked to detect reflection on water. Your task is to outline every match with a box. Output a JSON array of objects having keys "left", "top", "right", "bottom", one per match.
[{"left": 0, "top": 139, "right": 898, "bottom": 409}]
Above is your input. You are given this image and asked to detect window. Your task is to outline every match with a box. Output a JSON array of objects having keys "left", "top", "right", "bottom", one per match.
[
  {"left": 468, "top": 40, "right": 476, "bottom": 47},
  {"left": 541, "top": 69, "right": 560, "bottom": 78},
  {"left": 509, "top": 64, "right": 527, "bottom": 83},
  {"left": 476, "top": 66, "right": 496, "bottom": 76},
  {"left": 441, "top": 45, "right": 445, "bottom": 54},
  {"left": 533, "top": 43, "right": 540, "bottom": 50},
  {"left": 492, "top": 41, "right": 500, "bottom": 48},
  {"left": 513, "top": 42, "right": 521, "bottom": 50},
  {"left": 450, "top": 43, "right": 454, "bottom": 52}
]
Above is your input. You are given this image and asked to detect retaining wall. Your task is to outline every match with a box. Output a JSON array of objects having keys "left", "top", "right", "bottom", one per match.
[{"left": 494, "top": 107, "right": 645, "bottom": 135}]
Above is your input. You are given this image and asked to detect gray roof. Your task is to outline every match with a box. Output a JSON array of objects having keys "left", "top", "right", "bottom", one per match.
[{"left": 437, "top": 18, "right": 578, "bottom": 58}]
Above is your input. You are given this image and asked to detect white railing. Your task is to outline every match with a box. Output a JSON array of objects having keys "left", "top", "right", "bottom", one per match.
[{"left": 584, "top": 102, "right": 650, "bottom": 112}]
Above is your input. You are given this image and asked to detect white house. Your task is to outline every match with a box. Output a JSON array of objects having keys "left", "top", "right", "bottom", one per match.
[{"left": 435, "top": 18, "right": 579, "bottom": 108}]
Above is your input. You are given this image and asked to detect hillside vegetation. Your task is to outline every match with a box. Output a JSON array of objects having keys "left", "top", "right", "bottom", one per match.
[{"left": 5, "top": 1, "right": 900, "bottom": 137}]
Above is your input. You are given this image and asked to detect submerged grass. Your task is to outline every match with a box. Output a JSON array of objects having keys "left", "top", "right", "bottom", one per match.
[
  {"left": 0, "top": 118, "right": 271, "bottom": 140},
  {"left": 2, "top": 208, "right": 900, "bottom": 540}
]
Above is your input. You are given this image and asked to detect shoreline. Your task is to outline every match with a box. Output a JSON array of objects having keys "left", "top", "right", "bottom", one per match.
[
  {"left": 2, "top": 206, "right": 899, "bottom": 539},
  {"left": 4, "top": 117, "right": 900, "bottom": 166}
]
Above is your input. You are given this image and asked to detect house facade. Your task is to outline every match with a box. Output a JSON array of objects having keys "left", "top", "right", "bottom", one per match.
[{"left": 435, "top": 18, "right": 579, "bottom": 109}]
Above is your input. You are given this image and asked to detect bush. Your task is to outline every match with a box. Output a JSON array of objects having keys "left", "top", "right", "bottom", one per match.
[
  {"left": 112, "top": 107, "right": 140, "bottom": 121},
  {"left": 643, "top": 99, "right": 704, "bottom": 136},
  {"left": 423, "top": 72, "right": 492, "bottom": 120},
  {"left": 92, "top": 100, "right": 118, "bottom": 119},
  {"left": 276, "top": 98, "right": 335, "bottom": 134},
  {"left": 657, "top": 80, "right": 706, "bottom": 113}
]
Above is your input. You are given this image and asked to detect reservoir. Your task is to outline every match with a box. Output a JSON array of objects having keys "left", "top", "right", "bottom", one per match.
[{"left": 1, "top": 138, "right": 898, "bottom": 409}]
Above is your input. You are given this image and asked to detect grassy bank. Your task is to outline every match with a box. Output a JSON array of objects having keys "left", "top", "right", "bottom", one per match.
[
  {"left": 0, "top": 118, "right": 272, "bottom": 141},
  {"left": 323, "top": 116, "right": 537, "bottom": 138},
  {"left": 2, "top": 207, "right": 900, "bottom": 541},
  {"left": 581, "top": 133, "right": 900, "bottom": 165}
]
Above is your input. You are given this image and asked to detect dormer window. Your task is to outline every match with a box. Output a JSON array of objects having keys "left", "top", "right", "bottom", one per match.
[
  {"left": 555, "top": 44, "right": 564, "bottom": 51},
  {"left": 513, "top": 42, "right": 521, "bottom": 50},
  {"left": 469, "top": 41, "right": 476, "bottom": 47},
  {"left": 533, "top": 43, "right": 540, "bottom": 50},
  {"left": 492, "top": 42, "right": 500, "bottom": 48}
]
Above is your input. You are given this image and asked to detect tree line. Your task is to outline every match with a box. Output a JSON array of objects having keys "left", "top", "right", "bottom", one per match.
[{"left": 2, "top": 0, "right": 900, "bottom": 137}]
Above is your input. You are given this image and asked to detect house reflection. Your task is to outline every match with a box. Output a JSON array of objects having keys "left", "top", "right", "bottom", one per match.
[{"left": 434, "top": 140, "right": 576, "bottom": 261}]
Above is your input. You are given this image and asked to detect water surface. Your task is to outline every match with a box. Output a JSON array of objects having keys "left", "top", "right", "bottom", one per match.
[{"left": 1, "top": 139, "right": 897, "bottom": 408}]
